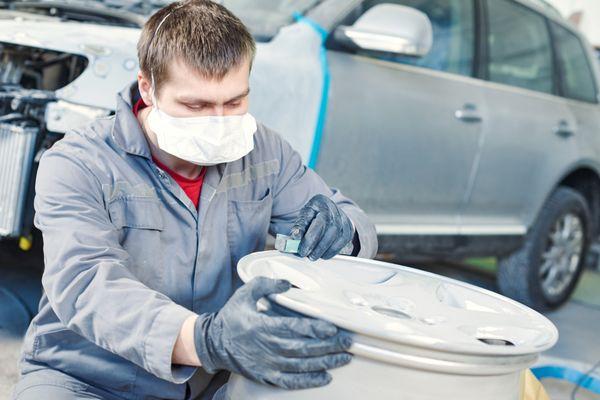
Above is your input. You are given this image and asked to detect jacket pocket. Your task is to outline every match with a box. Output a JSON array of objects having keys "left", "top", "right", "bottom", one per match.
[
  {"left": 227, "top": 188, "right": 273, "bottom": 267},
  {"left": 107, "top": 196, "right": 164, "bottom": 231},
  {"left": 107, "top": 197, "right": 165, "bottom": 290}
]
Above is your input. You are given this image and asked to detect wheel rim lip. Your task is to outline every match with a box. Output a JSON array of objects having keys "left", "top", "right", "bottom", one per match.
[
  {"left": 539, "top": 212, "right": 585, "bottom": 299},
  {"left": 239, "top": 251, "right": 559, "bottom": 356}
]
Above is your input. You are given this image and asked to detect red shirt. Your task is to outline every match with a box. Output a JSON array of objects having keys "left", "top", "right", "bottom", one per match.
[{"left": 133, "top": 98, "right": 206, "bottom": 209}]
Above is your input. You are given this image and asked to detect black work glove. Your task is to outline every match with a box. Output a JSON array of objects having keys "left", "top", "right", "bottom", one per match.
[
  {"left": 290, "top": 194, "right": 355, "bottom": 261},
  {"left": 194, "top": 277, "right": 352, "bottom": 390}
]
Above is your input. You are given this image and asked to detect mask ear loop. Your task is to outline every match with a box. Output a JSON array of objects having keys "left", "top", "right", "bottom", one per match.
[{"left": 150, "top": 72, "right": 159, "bottom": 110}]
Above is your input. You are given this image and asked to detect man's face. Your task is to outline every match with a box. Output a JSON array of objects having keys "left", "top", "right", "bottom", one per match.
[{"left": 138, "top": 57, "right": 251, "bottom": 117}]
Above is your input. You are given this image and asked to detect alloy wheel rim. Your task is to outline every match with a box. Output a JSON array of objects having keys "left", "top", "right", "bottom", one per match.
[{"left": 539, "top": 213, "right": 584, "bottom": 298}]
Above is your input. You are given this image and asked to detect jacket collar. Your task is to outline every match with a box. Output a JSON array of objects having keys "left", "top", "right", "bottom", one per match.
[{"left": 111, "top": 81, "right": 152, "bottom": 159}]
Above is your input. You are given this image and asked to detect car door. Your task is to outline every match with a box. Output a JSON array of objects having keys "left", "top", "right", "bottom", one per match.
[
  {"left": 459, "top": 0, "right": 579, "bottom": 234},
  {"left": 316, "top": 0, "right": 486, "bottom": 235},
  {"left": 549, "top": 21, "right": 600, "bottom": 197}
]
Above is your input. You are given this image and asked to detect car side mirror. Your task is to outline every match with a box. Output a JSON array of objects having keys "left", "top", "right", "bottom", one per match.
[{"left": 334, "top": 4, "right": 433, "bottom": 57}]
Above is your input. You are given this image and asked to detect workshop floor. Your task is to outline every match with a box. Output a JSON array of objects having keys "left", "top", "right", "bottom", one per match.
[{"left": 1, "top": 242, "right": 599, "bottom": 399}]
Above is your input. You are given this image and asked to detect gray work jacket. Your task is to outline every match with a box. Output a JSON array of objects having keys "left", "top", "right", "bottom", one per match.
[{"left": 18, "top": 82, "right": 377, "bottom": 399}]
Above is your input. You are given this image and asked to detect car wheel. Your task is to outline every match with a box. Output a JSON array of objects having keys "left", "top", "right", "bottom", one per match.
[{"left": 498, "top": 187, "right": 590, "bottom": 310}]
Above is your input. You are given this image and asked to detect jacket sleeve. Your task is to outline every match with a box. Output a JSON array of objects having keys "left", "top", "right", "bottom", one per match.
[
  {"left": 268, "top": 133, "right": 378, "bottom": 259},
  {"left": 34, "top": 144, "right": 197, "bottom": 383}
]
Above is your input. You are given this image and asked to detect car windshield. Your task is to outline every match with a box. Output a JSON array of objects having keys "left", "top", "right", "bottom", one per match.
[
  {"left": 216, "top": 0, "right": 322, "bottom": 40},
  {"left": 2, "top": 0, "right": 322, "bottom": 39}
]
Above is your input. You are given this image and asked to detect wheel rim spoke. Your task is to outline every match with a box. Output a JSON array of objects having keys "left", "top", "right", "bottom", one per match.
[
  {"left": 540, "top": 212, "right": 584, "bottom": 298},
  {"left": 539, "top": 258, "right": 554, "bottom": 277}
]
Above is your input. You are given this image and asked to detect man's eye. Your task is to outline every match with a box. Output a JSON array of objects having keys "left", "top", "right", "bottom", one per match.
[
  {"left": 184, "top": 103, "right": 205, "bottom": 110},
  {"left": 226, "top": 102, "right": 241, "bottom": 108}
]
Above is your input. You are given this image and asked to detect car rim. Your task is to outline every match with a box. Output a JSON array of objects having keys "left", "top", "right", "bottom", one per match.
[{"left": 539, "top": 213, "right": 584, "bottom": 298}]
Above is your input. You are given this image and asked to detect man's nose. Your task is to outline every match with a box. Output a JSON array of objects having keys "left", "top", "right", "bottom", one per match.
[{"left": 212, "top": 106, "right": 225, "bottom": 116}]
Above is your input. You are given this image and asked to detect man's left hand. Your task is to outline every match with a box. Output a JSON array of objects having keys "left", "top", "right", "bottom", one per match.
[{"left": 290, "top": 194, "right": 355, "bottom": 261}]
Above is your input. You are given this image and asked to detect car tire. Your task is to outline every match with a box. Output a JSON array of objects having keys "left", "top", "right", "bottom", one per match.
[{"left": 498, "top": 187, "right": 591, "bottom": 310}]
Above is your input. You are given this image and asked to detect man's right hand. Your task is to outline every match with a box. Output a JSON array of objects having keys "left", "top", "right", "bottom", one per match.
[{"left": 194, "top": 277, "right": 352, "bottom": 390}]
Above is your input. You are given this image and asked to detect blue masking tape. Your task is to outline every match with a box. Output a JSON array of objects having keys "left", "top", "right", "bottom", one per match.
[
  {"left": 532, "top": 365, "right": 600, "bottom": 394},
  {"left": 292, "top": 11, "right": 328, "bottom": 40},
  {"left": 292, "top": 12, "right": 330, "bottom": 169}
]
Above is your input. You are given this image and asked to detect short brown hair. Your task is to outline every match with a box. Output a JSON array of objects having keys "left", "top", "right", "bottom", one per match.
[{"left": 137, "top": 0, "right": 255, "bottom": 92}]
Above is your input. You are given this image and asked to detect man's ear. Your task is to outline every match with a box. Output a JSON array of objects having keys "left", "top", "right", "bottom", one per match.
[{"left": 137, "top": 70, "right": 154, "bottom": 106}]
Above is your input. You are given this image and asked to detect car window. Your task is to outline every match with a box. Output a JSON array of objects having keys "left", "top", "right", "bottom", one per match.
[
  {"left": 349, "top": 0, "right": 475, "bottom": 77},
  {"left": 221, "top": 0, "right": 321, "bottom": 41},
  {"left": 551, "top": 23, "right": 598, "bottom": 103},
  {"left": 486, "top": 0, "right": 554, "bottom": 95}
]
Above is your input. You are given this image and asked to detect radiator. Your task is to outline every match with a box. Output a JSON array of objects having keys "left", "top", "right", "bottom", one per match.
[{"left": 0, "top": 123, "right": 38, "bottom": 237}]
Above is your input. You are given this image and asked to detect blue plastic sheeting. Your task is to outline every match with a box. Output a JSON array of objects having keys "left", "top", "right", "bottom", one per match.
[
  {"left": 248, "top": 18, "right": 325, "bottom": 167},
  {"left": 293, "top": 12, "right": 330, "bottom": 169},
  {"left": 532, "top": 365, "right": 600, "bottom": 394}
]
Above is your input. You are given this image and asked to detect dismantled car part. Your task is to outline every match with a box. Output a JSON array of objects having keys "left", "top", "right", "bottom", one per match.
[
  {"left": 232, "top": 251, "right": 558, "bottom": 399},
  {"left": 0, "top": 38, "right": 113, "bottom": 238},
  {"left": 0, "top": 121, "right": 38, "bottom": 237}
]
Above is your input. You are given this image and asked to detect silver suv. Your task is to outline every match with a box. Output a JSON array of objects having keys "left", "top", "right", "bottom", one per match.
[
  {"left": 318, "top": 0, "right": 600, "bottom": 310},
  {"left": 0, "top": 0, "right": 599, "bottom": 310}
]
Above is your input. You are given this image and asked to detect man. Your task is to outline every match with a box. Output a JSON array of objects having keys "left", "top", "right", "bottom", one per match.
[{"left": 12, "top": 1, "right": 377, "bottom": 399}]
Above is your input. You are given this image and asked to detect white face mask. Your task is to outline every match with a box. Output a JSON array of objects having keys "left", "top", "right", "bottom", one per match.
[{"left": 145, "top": 76, "right": 257, "bottom": 166}]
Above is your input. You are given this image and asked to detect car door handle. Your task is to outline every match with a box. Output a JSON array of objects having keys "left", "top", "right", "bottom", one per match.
[
  {"left": 554, "top": 120, "right": 575, "bottom": 138},
  {"left": 455, "top": 104, "right": 482, "bottom": 123}
]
